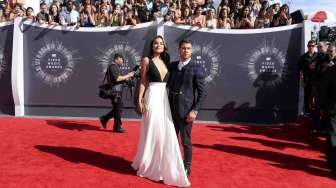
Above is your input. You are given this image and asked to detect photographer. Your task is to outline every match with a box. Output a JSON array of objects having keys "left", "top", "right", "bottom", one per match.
[{"left": 99, "top": 53, "right": 135, "bottom": 133}]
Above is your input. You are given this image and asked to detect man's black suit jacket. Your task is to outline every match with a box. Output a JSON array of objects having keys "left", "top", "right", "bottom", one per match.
[{"left": 167, "top": 60, "right": 207, "bottom": 119}]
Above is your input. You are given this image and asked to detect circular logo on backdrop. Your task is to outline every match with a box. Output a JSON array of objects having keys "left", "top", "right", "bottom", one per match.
[
  {"left": 32, "top": 40, "right": 79, "bottom": 87},
  {"left": 245, "top": 39, "right": 288, "bottom": 87},
  {"left": 97, "top": 42, "right": 141, "bottom": 74},
  {"left": 192, "top": 43, "right": 221, "bottom": 84},
  {"left": 0, "top": 48, "right": 6, "bottom": 79}
]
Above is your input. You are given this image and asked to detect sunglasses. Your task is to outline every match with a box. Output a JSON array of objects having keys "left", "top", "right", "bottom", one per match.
[{"left": 308, "top": 45, "right": 315, "bottom": 47}]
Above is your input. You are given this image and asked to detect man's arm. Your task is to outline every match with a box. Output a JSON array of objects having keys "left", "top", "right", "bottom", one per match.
[
  {"left": 192, "top": 64, "right": 207, "bottom": 112},
  {"left": 116, "top": 72, "right": 135, "bottom": 82},
  {"left": 186, "top": 64, "right": 207, "bottom": 123}
]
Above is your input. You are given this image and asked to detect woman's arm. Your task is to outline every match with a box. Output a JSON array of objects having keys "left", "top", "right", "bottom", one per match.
[{"left": 137, "top": 57, "right": 150, "bottom": 113}]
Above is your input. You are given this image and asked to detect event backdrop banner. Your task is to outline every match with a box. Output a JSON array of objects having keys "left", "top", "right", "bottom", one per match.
[
  {"left": 22, "top": 23, "right": 157, "bottom": 115},
  {"left": 164, "top": 24, "right": 303, "bottom": 123},
  {"left": 0, "top": 23, "right": 14, "bottom": 115}
]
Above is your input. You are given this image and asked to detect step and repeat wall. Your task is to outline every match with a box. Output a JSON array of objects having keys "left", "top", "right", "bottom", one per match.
[
  {"left": 5, "top": 20, "right": 304, "bottom": 123},
  {"left": 0, "top": 23, "right": 14, "bottom": 115},
  {"left": 22, "top": 22, "right": 157, "bottom": 117},
  {"left": 164, "top": 24, "right": 303, "bottom": 123}
]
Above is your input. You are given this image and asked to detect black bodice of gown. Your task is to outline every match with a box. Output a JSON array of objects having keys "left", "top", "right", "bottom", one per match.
[{"left": 147, "top": 59, "right": 169, "bottom": 82}]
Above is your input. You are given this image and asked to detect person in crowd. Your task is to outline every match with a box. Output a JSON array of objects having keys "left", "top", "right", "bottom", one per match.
[
  {"left": 254, "top": 7, "right": 270, "bottom": 28},
  {"left": 271, "top": 3, "right": 291, "bottom": 27},
  {"left": 123, "top": 8, "right": 138, "bottom": 25},
  {"left": 247, "top": 0, "right": 261, "bottom": 22},
  {"left": 229, "top": 0, "right": 242, "bottom": 24},
  {"left": 311, "top": 41, "right": 330, "bottom": 134},
  {"left": 7, "top": 0, "right": 25, "bottom": 9},
  {"left": 202, "top": 0, "right": 215, "bottom": 14},
  {"left": 9, "top": 3, "right": 24, "bottom": 20},
  {"left": 25, "top": 6, "right": 35, "bottom": 22},
  {"left": 110, "top": 3, "right": 123, "bottom": 26},
  {"left": 80, "top": 3, "right": 95, "bottom": 27},
  {"left": 205, "top": 8, "right": 217, "bottom": 29},
  {"left": 2, "top": 6, "right": 11, "bottom": 21},
  {"left": 151, "top": 0, "right": 161, "bottom": 19},
  {"left": 261, "top": 0, "right": 269, "bottom": 9},
  {"left": 298, "top": 40, "right": 317, "bottom": 116},
  {"left": 49, "top": 3, "right": 60, "bottom": 25},
  {"left": 114, "top": 0, "right": 125, "bottom": 7},
  {"left": 134, "top": 0, "right": 148, "bottom": 23},
  {"left": 124, "top": 0, "right": 134, "bottom": 11},
  {"left": 36, "top": 2, "right": 51, "bottom": 24},
  {"left": 219, "top": 0, "right": 229, "bottom": 9},
  {"left": 0, "top": 7, "right": 6, "bottom": 22},
  {"left": 99, "top": 53, "right": 135, "bottom": 133},
  {"left": 51, "top": 0, "right": 62, "bottom": 11},
  {"left": 265, "top": 6, "right": 274, "bottom": 23},
  {"left": 99, "top": 0, "right": 113, "bottom": 13},
  {"left": 95, "top": 3, "right": 110, "bottom": 27},
  {"left": 271, "top": 2, "right": 280, "bottom": 15},
  {"left": 164, "top": 8, "right": 175, "bottom": 22},
  {"left": 191, "top": 6, "right": 205, "bottom": 27},
  {"left": 327, "top": 44, "right": 336, "bottom": 65},
  {"left": 169, "top": 1, "right": 181, "bottom": 19},
  {"left": 60, "top": 0, "right": 80, "bottom": 26},
  {"left": 235, "top": 5, "right": 254, "bottom": 29},
  {"left": 79, "top": 0, "right": 96, "bottom": 13},
  {"left": 217, "top": 5, "right": 233, "bottom": 29},
  {"left": 189, "top": 0, "right": 198, "bottom": 15},
  {"left": 159, "top": 0, "right": 169, "bottom": 17},
  {"left": 320, "top": 44, "right": 336, "bottom": 175},
  {"left": 174, "top": 5, "right": 191, "bottom": 25}
]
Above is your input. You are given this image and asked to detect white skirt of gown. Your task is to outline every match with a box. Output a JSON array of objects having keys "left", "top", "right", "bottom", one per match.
[{"left": 131, "top": 82, "right": 190, "bottom": 187}]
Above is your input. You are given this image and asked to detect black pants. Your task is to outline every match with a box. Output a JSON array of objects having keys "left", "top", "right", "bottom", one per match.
[
  {"left": 327, "top": 113, "right": 336, "bottom": 173},
  {"left": 170, "top": 101, "right": 192, "bottom": 169},
  {"left": 102, "top": 95, "right": 123, "bottom": 130},
  {"left": 303, "top": 83, "right": 312, "bottom": 113}
]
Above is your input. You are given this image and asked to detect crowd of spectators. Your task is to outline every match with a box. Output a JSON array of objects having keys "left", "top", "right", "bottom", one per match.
[{"left": 0, "top": 0, "right": 296, "bottom": 29}]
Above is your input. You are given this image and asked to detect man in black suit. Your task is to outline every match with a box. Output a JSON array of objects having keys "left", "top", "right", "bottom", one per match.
[
  {"left": 168, "top": 39, "right": 207, "bottom": 177},
  {"left": 298, "top": 40, "right": 317, "bottom": 115},
  {"left": 320, "top": 44, "right": 336, "bottom": 174}
]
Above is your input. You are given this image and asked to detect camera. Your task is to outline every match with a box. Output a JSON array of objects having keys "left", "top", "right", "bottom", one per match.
[
  {"left": 318, "top": 26, "right": 336, "bottom": 43},
  {"left": 124, "top": 65, "right": 140, "bottom": 88}
]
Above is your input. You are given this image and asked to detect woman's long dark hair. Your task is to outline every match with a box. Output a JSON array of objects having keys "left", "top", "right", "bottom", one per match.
[{"left": 149, "top": 35, "right": 170, "bottom": 66}]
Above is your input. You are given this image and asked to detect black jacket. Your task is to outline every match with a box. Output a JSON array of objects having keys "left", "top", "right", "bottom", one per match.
[{"left": 167, "top": 61, "right": 207, "bottom": 118}]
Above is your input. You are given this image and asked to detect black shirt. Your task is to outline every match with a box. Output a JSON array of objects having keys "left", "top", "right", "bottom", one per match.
[
  {"left": 298, "top": 51, "right": 317, "bottom": 83},
  {"left": 107, "top": 63, "right": 121, "bottom": 84}
]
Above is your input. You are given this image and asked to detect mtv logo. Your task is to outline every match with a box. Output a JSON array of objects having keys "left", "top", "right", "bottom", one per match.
[
  {"left": 51, "top": 54, "right": 57, "bottom": 58},
  {"left": 266, "top": 57, "right": 271, "bottom": 61}
]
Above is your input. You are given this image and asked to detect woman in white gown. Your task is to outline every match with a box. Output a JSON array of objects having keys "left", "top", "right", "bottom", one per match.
[{"left": 132, "top": 36, "right": 190, "bottom": 187}]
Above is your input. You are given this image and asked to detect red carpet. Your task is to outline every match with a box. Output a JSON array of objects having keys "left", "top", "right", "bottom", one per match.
[{"left": 0, "top": 116, "right": 335, "bottom": 188}]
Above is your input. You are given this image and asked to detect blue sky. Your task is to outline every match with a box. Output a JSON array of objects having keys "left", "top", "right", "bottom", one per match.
[{"left": 286, "top": 0, "right": 336, "bottom": 15}]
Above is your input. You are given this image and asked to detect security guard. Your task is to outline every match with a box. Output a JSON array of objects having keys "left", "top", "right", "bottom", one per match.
[
  {"left": 320, "top": 44, "right": 336, "bottom": 174},
  {"left": 99, "top": 53, "right": 135, "bottom": 133}
]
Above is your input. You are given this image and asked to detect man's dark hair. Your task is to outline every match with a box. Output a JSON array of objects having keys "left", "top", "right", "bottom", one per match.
[
  {"left": 179, "top": 39, "right": 192, "bottom": 48},
  {"left": 114, "top": 53, "right": 124, "bottom": 60},
  {"left": 308, "top": 40, "right": 316, "bottom": 46},
  {"left": 40, "top": 2, "right": 47, "bottom": 7}
]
